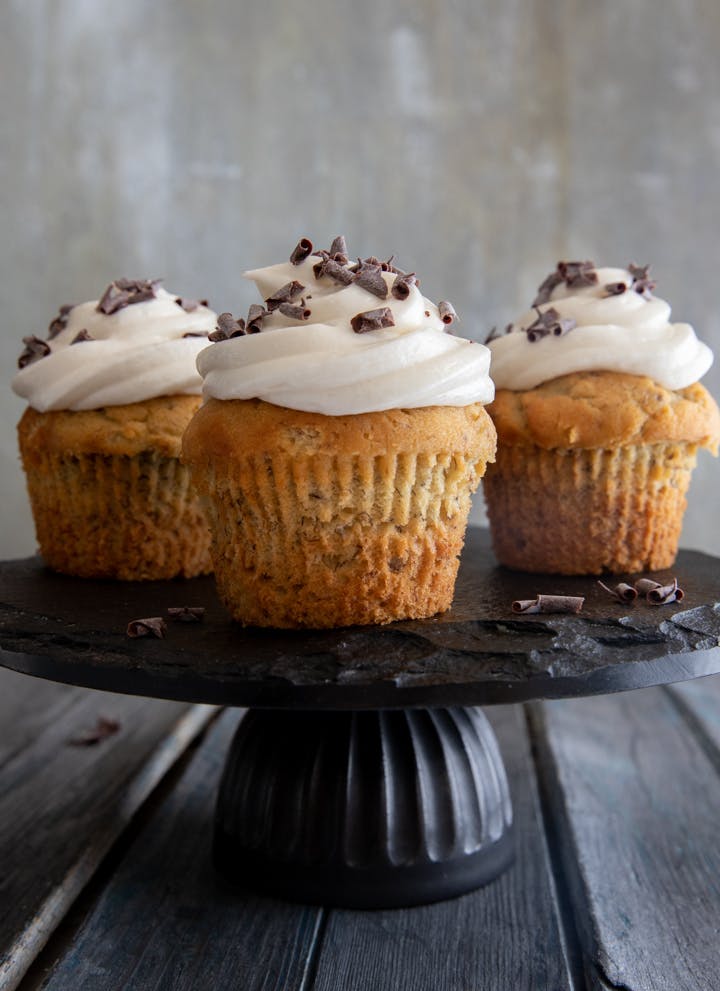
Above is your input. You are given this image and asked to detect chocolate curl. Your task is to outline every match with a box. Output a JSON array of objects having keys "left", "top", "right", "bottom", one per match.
[
  {"left": 629, "top": 263, "right": 656, "bottom": 299},
  {"left": 604, "top": 282, "right": 627, "bottom": 297},
  {"left": 265, "top": 280, "right": 305, "bottom": 312},
  {"left": 438, "top": 301, "right": 457, "bottom": 325},
  {"left": 329, "top": 235, "right": 348, "bottom": 258},
  {"left": 48, "top": 303, "right": 75, "bottom": 339},
  {"left": 525, "top": 307, "right": 576, "bottom": 342},
  {"left": 512, "top": 594, "right": 585, "bottom": 615},
  {"left": 97, "top": 278, "right": 160, "bottom": 315},
  {"left": 126, "top": 617, "right": 167, "bottom": 639},
  {"left": 634, "top": 578, "right": 662, "bottom": 595},
  {"left": 314, "top": 256, "right": 354, "bottom": 285},
  {"left": 558, "top": 260, "right": 598, "bottom": 289},
  {"left": 246, "top": 304, "right": 267, "bottom": 333},
  {"left": 351, "top": 307, "right": 395, "bottom": 333},
  {"left": 290, "top": 237, "right": 313, "bottom": 265},
  {"left": 647, "top": 578, "right": 685, "bottom": 606},
  {"left": 167, "top": 606, "right": 205, "bottom": 623},
  {"left": 532, "top": 269, "right": 564, "bottom": 307},
  {"left": 69, "top": 716, "right": 121, "bottom": 747},
  {"left": 278, "top": 302, "right": 311, "bottom": 320},
  {"left": 209, "top": 312, "right": 246, "bottom": 341},
  {"left": 353, "top": 264, "right": 389, "bottom": 299},
  {"left": 18, "top": 336, "right": 51, "bottom": 368},
  {"left": 70, "top": 329, "right": 93, "bottom": 344},
  {"left": 175, "top": 297, "right": 208, "bottom": 312},
  {"left": 597, "top": 580, "right": 639, "bottom": 603},
  {"left": 391, "top": 273, "right": 417, "bottom": 300}
]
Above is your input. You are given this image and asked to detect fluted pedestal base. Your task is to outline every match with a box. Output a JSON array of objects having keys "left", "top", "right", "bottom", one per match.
[{"left": 213, "top": 707, "right": 514, "bottom": 908}]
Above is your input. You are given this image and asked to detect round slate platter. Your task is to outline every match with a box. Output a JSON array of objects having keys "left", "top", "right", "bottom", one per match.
[{"left": 1, "top": 529, "right": 719, "bottom": 709}]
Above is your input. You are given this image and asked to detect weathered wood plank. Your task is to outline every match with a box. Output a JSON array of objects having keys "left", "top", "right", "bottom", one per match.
[
  {"left": 531, "top": 683, "right": 720, "bottom": 991},
  {"left": 37, "top": 709, "right": 324, "bottom": 991},
  {"left": 0, "top": 668, "right": 215, "bottom": 991},
  {"left": 310, "top": 705, "right": 577, "bottom": 991},
  {"left": 668, "top": 673, "right": 720, "bottom": 761}
]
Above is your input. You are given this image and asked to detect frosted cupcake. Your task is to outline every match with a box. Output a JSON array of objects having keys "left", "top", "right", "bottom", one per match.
[
  {"left": 13, "top": 279, "right": 216, "bottom": 579},
  {"left": 484, "top": 261, "right": 720, "bottom": 574},
  {"left": 183, "top": 236, "right": 496, "bottom": 628}
]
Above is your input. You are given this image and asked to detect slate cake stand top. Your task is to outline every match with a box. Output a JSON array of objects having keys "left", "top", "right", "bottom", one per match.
[{"left": 1, "top": 529, "right": 719, "bottom": 710}]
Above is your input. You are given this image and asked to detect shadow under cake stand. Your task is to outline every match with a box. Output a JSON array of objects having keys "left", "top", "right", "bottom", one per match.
[{"left": 2, "top": 529, "right": 719, "bottom": 909}]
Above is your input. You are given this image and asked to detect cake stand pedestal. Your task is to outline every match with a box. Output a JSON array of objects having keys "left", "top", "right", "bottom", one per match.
[{"left": 2, "top": 529, "right": 719, "bottom": 908}]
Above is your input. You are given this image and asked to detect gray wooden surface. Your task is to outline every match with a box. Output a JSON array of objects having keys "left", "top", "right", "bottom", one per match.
[
  {"left": 4, "top": 662, "right": 720, "bottom": 990},
  {"left": 2, "top": 1, "right": 720, "bottom": 558}
]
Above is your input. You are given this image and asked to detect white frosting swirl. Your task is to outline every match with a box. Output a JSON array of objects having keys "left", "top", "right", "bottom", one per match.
[
  {"left": 198, "top": 255, "right": 494, "bottom": 414},
  {"left": 488, "top": 267, "right": 713, "bottom": 391},
  {"left": 12, "top": 288, "right": 216, "bottom": 411}
]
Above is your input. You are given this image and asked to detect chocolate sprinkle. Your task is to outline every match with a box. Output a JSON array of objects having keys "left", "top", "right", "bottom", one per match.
[
  {"left": 175, "top": 297, "right": 208, "bottom": 312},
  {"left": 597, "top": 580, "right": 639, "bottom": 603},
  {"left": 438, "top": 301, "right": 457, "bottom": 325},
  {"left": 18, "top": 336, "right": 51, "bottom": 369},
  {"left": 512, "top": 594, "right": 585, "bottom": 615},
  {"left": 265, "top": 280, "right": 305, "bottom": 311},
  {"left": 525, "top": 307, "right": 576, "bottom": 342},
  {"left": 126, "top": 617, "right": 167, "bottom": 639},
  {"left": 354, "top": 263, "right": 389, "bottom": 299},
  {"left": 391, "top": 272, "right": 417, "bottom": 300},
  {"left": 70, "top": 329, "right": 93, "bottom": 344},
  {"left": 209, "top": 312, "right": 246, "bottom": 341},
  {"left": 484, "top": 323, "right": 513, "bottom": 344},
  {"left": 97, "top": 278, "right": 160, "bottom": 315},
  {"left": 69, "top": 716, "right": 121, "bottom": 747},
  {"left": 278, "top": 302, "right": 311, "bottom": 320},
  {"left": 167, "top": 606, "right": 205, "bottom": 623},
  {"left": 182, "top": 332, "right": 210, "bottom": 338},
  {"left": 351, "top": 307, "right": 395, "bottom": 334},
  {"left": 290, "top": 238, "right": 313, "bottom": 265},
  {"left": 48, "top": 303, "right": 75, "bottom": 340},
  {"left": 629, "top": 263, "right": 656, "bottom": 299}
]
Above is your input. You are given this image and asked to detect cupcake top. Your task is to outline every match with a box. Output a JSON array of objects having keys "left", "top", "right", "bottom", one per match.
[
  {"left": 197, "top": 236, "right": 494, "bottom": 415},
  {"left": 12, "top": 280, "right": 216, "bottom": 412},
  {"left": 487, "top": 261, "right": 713, "bottom": 391}
]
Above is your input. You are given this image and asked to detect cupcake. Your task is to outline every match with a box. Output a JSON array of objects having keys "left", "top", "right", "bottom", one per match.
[
  {"left": 12, "top": 279, "right": 217, "bottom": 579},
  {"left": 182, "top": 236, "right": 496, "bottom": 628},
  {"left": 483, "top": 261, "right": 720, "bottom": 574}
]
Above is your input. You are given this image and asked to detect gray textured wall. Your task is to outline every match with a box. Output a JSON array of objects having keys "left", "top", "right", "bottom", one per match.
[{"left": 2, "top": 1, "right": 720, "bottom": 557}]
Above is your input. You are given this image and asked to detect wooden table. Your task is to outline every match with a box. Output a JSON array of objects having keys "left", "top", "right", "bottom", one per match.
[{"left": 2, "top": 664, "right": 720, "bottom": 991}]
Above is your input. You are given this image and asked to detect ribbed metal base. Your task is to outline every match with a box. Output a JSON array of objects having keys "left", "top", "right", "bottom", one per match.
[{"left": 213, "top": 707, "right": 514, "bottom": 908}]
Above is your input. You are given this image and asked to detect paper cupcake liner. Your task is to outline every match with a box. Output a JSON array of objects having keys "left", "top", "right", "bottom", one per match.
[
  {"left": 196, "top": 449, "right": 486, "bottom": 627},
  {"left": 483, "top": 442, "right": 698, "bottom": 574},
  {"left": 21, "top": 450, "right": 212, "bottom": 580}
]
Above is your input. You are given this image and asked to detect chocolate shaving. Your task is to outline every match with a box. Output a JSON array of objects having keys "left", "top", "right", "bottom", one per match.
[
  {"left": 68, "top": 716, "right": 121, "bottom": 747},
  {"left": 175, "top": 297, "right": 208, "bottom": 312},
  {"left": 182, "top": 332, "right": 209, "bottom": 338},
  {"left": 533, "top": 270, "right": 564, "bottom": 307},
  {"left": 167, "top": 606, "right": 205, "bottom": 622},
  {"left": 97, "top": 278, "right": 160, "bottom": 315},
  {"left": 246, "top": 304, "right": 267, "bottom": 332},
  {"left": 391, "top": 272, "right": 417, "bottom": 300},
  {"left": 604, "top": 282, "right": 627, "bottom": 297},
  {"left": 438, "top": 301, "right": 457, "bottom": 325},
  {"left": 597, "top": 580, "right": 638, "bottom": 603},
  {"left": 290, "top": 238, "right": 313, "bottom": 265},
  {"left": 512, "top": 594, "right": 585, "bottom": 615},
  {"left": 329, "top": 235, "right": 348, "bottom": 259},
  {"left": 559, "top": 260, "right": 598, "bottom": 289},
  {"left": 209, "top": 312, "right": 246, "bottom": 341},
  {"left": 18, "top": 336, "right": 51, "bottom": 369},
  {"left": 351, "top": 307, "right": 395, "bottom": 333},
  {"left": 314, "top": 256, "right": 354, "bottom": 285},
  {"left": 126, "top": 617, "right": 167, "bottom": 639},
  {"left": 525, "top": 307, "right": 576, "bottom": 342},
  {"left": 48, "top": 303, "right": 75, "bottom": 339},
  {"left": 354, "top": 263, "right": 389, "bottom": 299},
  {"left": 647, "top": 578, "right": 685, "bottom": 605},
  {"left": 70, "top": 329, "right": 93, "bottom": 344},
  {"left": 265, "top": 280, "right": 305, "bottom": 311},
  {"left": 629, "top": 263, "right": 656, "bottom": 299},
  {"left": 634, "top": 578, "right": 662, "bottom": 594},
  {"left": 278, "top": 302, "right": 311, "bottom": 320},
  {"left": 484, "top": 323, "right": 514, "bottom": 344}
]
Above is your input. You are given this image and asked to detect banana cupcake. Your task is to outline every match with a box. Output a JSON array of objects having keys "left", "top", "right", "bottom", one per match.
[
  {"left": 484, "top": 261, "right": 720, "bottom": 574},
  {"left": 13, "top": 280, "right": 216, "bottom": 579},
  {"left": 183, "top": 236, "right": 496, "bottom": 628}
]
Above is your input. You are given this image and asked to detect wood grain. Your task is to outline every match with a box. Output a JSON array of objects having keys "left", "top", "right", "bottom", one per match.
[
  {"left": 531, "top": 681, "right": 720, "bottom": 991},
  {"left": 0, "top": 669, "right": 215, "bottom": 991}
]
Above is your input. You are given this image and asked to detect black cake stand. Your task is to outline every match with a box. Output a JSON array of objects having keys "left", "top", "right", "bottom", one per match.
[{"left": 2, "top": 529, "right": 720, "bottom": 909}]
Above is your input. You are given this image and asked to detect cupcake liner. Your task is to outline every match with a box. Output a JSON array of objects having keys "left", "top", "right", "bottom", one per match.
[
  {"left": 196, "top": 449, "right": 485, "bottom": 628},
  {"left": 21, "top": 449, "right": 212, "bottom": 580},
  {"left": 483, "top": 442, "right": 697, "bottom": 574}
]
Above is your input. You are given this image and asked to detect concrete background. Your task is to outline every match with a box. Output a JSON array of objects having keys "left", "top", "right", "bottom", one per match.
[{"left": 2, "top": 0, "right": 719, "bottom": 557}]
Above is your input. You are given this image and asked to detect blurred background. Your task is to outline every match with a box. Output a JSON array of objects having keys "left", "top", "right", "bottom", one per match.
[{"left": 2, "top": 0, "right": 719, "bottom": 557}]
